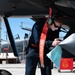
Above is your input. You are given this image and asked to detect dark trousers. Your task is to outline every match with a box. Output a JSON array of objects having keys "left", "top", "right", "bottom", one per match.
[{"left": 25, "top": 48, "right": 52, "bottom": 75}]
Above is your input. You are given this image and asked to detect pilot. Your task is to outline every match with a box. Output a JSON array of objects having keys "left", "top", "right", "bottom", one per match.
[{"left": 25, "top": 12, "right": 63, "bottom": 75}]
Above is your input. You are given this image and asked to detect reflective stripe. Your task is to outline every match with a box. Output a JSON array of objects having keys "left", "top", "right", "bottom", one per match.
[{"left": 39, "top": 8, "right": 52, "bottom": 67}]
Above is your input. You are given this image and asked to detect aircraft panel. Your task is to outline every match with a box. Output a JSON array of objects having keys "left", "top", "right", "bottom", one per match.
[
  {"left": 0, "top": 0, "right": 75, "bottom": 17},
  {"left": 0, "top": 0, "right": 49, "bottom": 17}
]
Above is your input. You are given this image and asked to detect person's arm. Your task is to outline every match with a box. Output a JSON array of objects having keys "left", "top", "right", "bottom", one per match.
[
  {"left": 32, "top": 23, "right": 41, "bottom": 45},
  {"left": 45, "top": 38, "right": 61, "bottom": 49},
  {"left": 45, "top": 30, "right": 60, "bottom": 48},
  {"left": 33, "top": 26, "right": 39, "bottom": 44},
  {"left": 45, "top": 40, "right": 53, "bottom": 48}
]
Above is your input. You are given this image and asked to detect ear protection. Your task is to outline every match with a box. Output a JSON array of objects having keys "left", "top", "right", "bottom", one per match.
[
  {"left": 47, "top": 12, "right": 63, "bottom": 25},
  {"left": 47, "top": 16, "right": 54, "bottom": 25}
]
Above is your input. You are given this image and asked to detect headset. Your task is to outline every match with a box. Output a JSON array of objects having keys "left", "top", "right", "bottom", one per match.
[
  {"left": 47, "top": 16, "right": 54, "bottom": 25},
  {"left": 47, "top": 12, "right": 63, "bottom": 25}
]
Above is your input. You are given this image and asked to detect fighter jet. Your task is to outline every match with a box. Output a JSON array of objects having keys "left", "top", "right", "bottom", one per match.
[{"left": 0, "top": 0, "right": 75, "bottom": 57}]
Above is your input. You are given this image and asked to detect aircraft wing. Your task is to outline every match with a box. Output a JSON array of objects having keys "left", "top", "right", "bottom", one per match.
[{"left": 0, "top": 0, "right": 75, "bottom": 17}]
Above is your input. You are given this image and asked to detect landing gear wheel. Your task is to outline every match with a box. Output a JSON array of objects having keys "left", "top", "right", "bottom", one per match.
[{"left": 0, "top": 69, "right": 12, "bottom": 75}]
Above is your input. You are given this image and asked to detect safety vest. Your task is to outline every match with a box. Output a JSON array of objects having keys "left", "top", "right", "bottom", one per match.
[{"left": 39, "top": 8, "right": 52, "bottom": 67}]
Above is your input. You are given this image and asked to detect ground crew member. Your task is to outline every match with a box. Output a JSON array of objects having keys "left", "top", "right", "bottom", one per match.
[{"left": 25, "top": 12, "right": 63, "bottom": 75}]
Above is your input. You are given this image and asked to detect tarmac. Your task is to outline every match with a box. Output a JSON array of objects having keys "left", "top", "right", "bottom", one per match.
[{"left": 0, "top": 63, "right": 75, "bottom": 75}]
